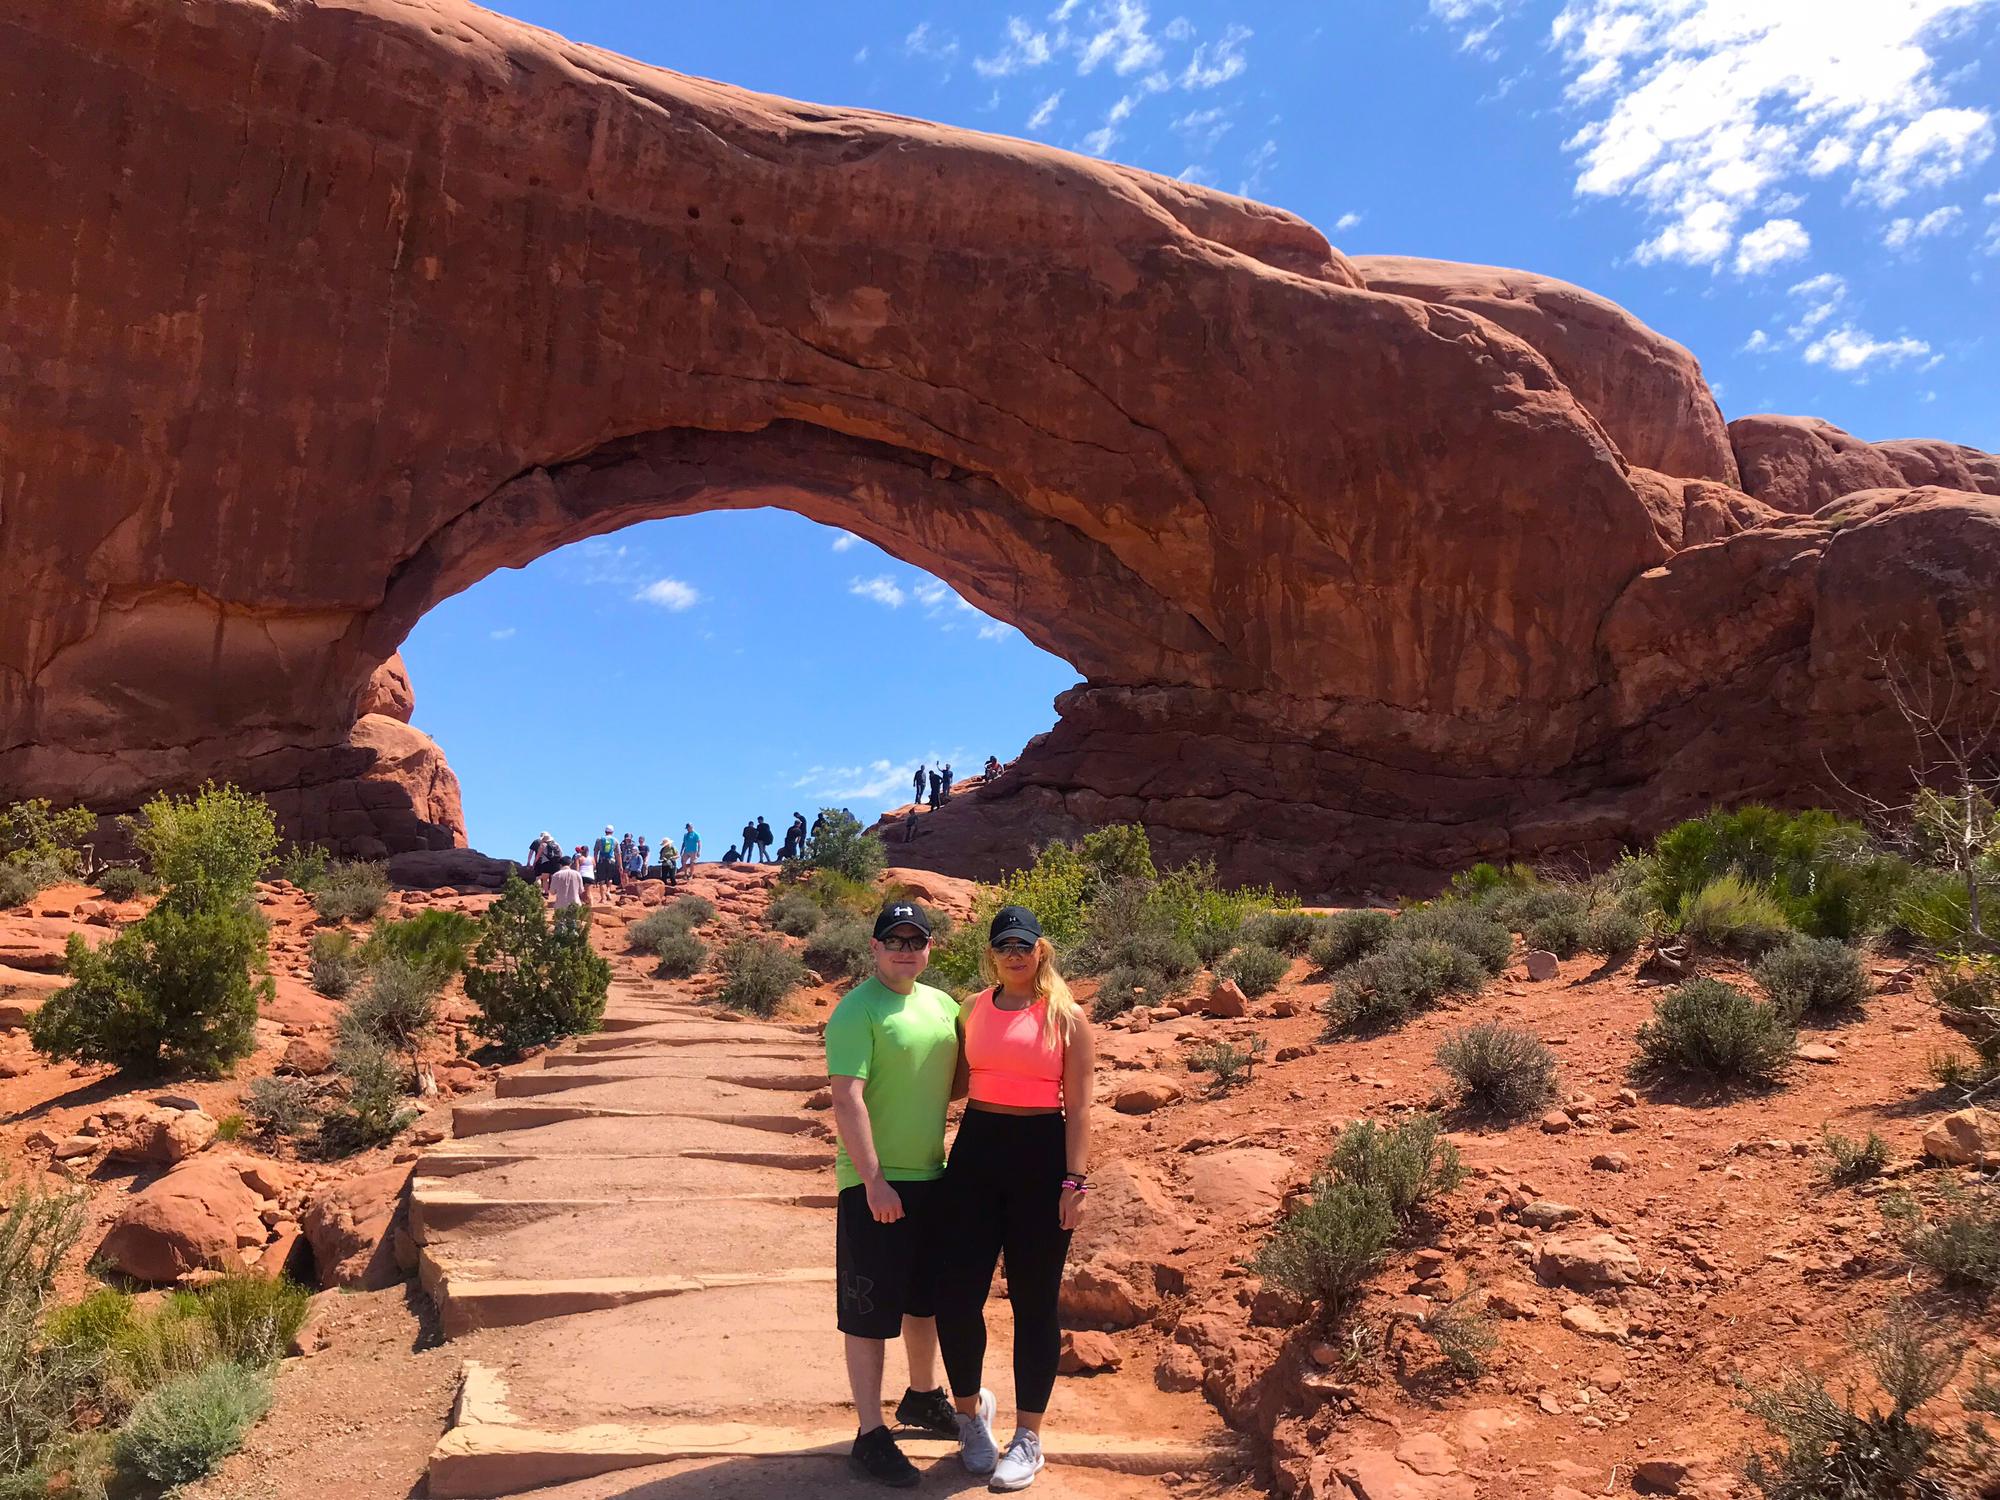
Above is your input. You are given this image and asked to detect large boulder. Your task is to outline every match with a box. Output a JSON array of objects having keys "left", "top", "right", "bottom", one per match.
[
  {"left": 97, "top": 1156, "right": 270, "bottom": 1283},
  {"left": 1351, "top": 255, "right": 1739, "bottom": 485},
  {"left": 98, "top": 1103, "right": 218, "bottom": 1166},
  {"left": 357, "top": 651, "right": 415, "bottom": 722},
  {"left": 1730, "top": 414, "right": 2000, "bottom": 515},
  {"left": 302, "top": 1163, "right": 414, "bottom": 1290}
]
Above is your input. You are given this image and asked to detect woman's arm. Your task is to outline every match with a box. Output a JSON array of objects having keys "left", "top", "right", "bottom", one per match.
[{"left": 1058, "top": 1013, "right": 1095, "bottom": 1230}]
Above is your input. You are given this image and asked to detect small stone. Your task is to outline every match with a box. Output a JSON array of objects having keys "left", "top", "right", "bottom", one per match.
[
  {"left": 1590, "top": 1152, "right": 1630, "bottom": 1173},
  {"left": 1200, "top": 978, "right": 1249, "bottom": 1018},
  {"left": 1540, "top": 1110, "right": 1572, "bottom": 1134},
  {"left": 1921, "top": 1107, "right": 2000, "bottom": 1169},
  {"left": 1797, "top": 1042, "right": 1839, "bottom": 1063},
  {"left": 1154, "top": 1343, "right": 1203, "bottom": 1393},
  {"left": 1058, "top": 1329, "right": 1121, "bottom": 1374},
  {"left": 1523, "top": 949, "right": 1561, "bottom": 981},
  {"left": 1519, "top": 1200, "right": 1584, "bottom": 1229},
  {"left": 1112, "top": 1079, "right": 1183, "bottom": 1115},
  {"left": 1560, "top": 1303, "right": 1628, "bottom": 1341},
  {"left": 1538, "top": 1391, "right": 1564, "bottom": 1414},
  {"left": 1609, "top": 1116, "right": 1641, "bottom": 1133}
]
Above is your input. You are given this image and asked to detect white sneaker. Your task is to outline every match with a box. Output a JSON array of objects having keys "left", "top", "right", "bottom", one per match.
[
  {"left": 990, "top": 1428, "right": 1044, "bottom": 1491},
  {"left": 956, "top": 1388, "right": 998, "bottom": 1474}
]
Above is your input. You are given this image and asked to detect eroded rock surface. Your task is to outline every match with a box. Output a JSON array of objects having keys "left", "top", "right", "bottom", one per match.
[{"left": 2, "top": 0, "right": 1996, "bottom": 895}]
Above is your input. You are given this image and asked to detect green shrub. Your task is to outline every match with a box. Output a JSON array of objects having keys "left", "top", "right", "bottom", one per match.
[
  {"left": 1079, "top": 823, "right": 1158, "bottom": 891},
  {"left": 1677, "top": 872, "right": 1794, "bottom": 955},
  {"left": 790, "top": 872, "right": 875, "bottom": 919},
  {"left": 1243, "top": 909, "right": 1321, "bottom": 956},
  {"left": 1742, "top": 1307, "right": 1957, "bottom": 1500},
  {"left": 1820, "top": 1127, "right": 1891, "bottom": 1185},
  {"left": 718, "top": 938, "right": 807, "bottom": 1017},
  {"left": 0, "top": 797, "right": 96, "bottom": 873},
  {"left": 1448, "top": 862, "right": 1539, "bottom": 904},
  {"left": 1248, "top": 1178, "right": 1396, "bottom": 1317},
  {"left": 1190, "top": 920, "right": 1238, "bottom": 965},
  {"left": 1396, "top": 904, "right": 1514, "bottom": 975},
  {"left": 0, "top": 1182, "right": 99, "bottom": 1494},
  {"left": 1326, "top": 1114, "right": 1464, "bottom": 1222},
  {"left": 802, "top": 808, "right": 886, "bottom": 884},
  {"left": 1092, "top": 965, "right": 1156, "bottom": 1020},
  {"left": 923, "top": 917, "right": 989, "bottom": 996},
  {"left": 670, "top": 893, "right": 718, "bottom": 926},
  {"left": 340, "top": 955, "right": 440, "bottom": 1052},
  {"left": 1525, "top": 909, "right": 1587, "bottom": 959},
  {"left": 276, "top": 841, "right": 332, "bottom": 891},
  {"left": 1188, "top": 1036, "right": 1265, "bottom": 1092},
  {"left": 192, "top": 1273, "right": 311, "bottom": 1367},
  {"left": 1322, "top": 938, "right": 1485, "bottom": 1035},
  {"left": 1418, "top": 1284, "right": 1499, "bottom": 1379},
  {"left": 316, "top": 1035, "right": 414, "bottom": 1155},
  {"left": 1754, "top": 937, "right": 1869, "bottom": 1023},
  {"left": 1310, "top": 910, "right": 1394, "bottom": 973},
  {"left": 122, "top": 781, "right": 276, "bottom": 913},
  {"left": 628, "top": 907, "right": 695, "bottom": 954},
  {"left": 1890, "top": 1183, "right": 2000, "bottom": 1294},
  {"left": 1646, "top": 804, "right": 1908, "bottom": 941},
  {"left": 652, "top": 929, "right": 708, "bottom": 980},
  {"left": 1931, "top": 957, "right": 1999, "bottom": 1079},
  {"left": 1435, "top": 1024, "right": 1559, "bottom": 1119},
  {"left": 766, "top": 887, "right": 823, "bottom": 937},
  {"left": 802, "top": 919, "right": 872, "bottom": 982},
  {"left": 1143, "top": 857, "right": 1286, "bottom": 950},
  {"left": 1217, "top": 942, "right": 1288, "bottom": 998},
  {"left": 116, "top": 1359, "right": 273, "bottom": 1489},
  {"left": 310, "top": 860, "right": 389, "bottom": 923},
  {"left": 0, "top": 854, "right": 65, "bottom": 908},
  {"left": 244, "top": 1075, "right": 323, "bottom": 1138},
  {"left": 1634, "top": 977, "right": 1796, "bottom": 1086},
  {"left": 997, "top": 841, "right": 1091, "bottom": 949},
  {"left": 214, "top": 1112, "right": 246, "bottom": 1142},
  {"left": 361, "top": 908, "right": 476, "bottom": 982},
  {"left": 1488, "top": 881, "right": 1590, "bottom": 934},
  {"left": 1891, "top": 867, "right": 1999, "bottom": 951},
  {"left": 464, "top": 877, "right": 611, "bottom": 1054},
  {"left": 92, "top": 865, "right": 157, "bottom": 902},
  {"left": 310, "top": 947, "right": 362, "bottom": 999},
  {"left": 31, "top": 900, "right": 271, "bottom": 1077},
  {"left": 308, "top": 929, "right": 354, "bottom": 964},
  {"left": 1582, "top": 906, "right": 1646, "bottom": 960}
]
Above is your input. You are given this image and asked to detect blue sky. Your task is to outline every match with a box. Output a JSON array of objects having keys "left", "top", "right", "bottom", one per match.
[{"left": 404, "top": 0, "right": 2000, "bottom": 860}]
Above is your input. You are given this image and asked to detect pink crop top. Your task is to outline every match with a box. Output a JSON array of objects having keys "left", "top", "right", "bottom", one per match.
[{"left": 964, "top": 988, "right": 1064, "bottom": 1108}]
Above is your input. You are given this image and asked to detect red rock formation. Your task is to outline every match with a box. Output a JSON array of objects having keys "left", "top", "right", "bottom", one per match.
[
  {"left": 1730, "top": 414, "right": 2000, "bottom": 514},
  {"left": 1350, "top": 256, "right": 1740, "bottom": 486},
  {"left": 359, "top": 653, "right": 415, "bottom": 723},
  {"left": 1, "top": 0, "right": 1995, "bottom": 896}
]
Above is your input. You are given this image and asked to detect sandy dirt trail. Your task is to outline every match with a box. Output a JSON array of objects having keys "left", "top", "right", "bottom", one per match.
[{"left": 414, "top": 972, "right": 1234, "bottom": 1497}]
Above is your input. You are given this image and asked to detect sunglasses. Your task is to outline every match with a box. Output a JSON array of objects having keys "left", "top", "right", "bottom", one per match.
[
  {"left": 877, "top": 933, "right": 930, "bottom": 953},
  {"left": 990, "top": 938, "right": 1037, "bottom": 955}
]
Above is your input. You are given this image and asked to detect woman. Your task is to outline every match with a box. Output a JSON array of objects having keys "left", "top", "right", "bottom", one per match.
[{"left": 936, "top": 905, "right": 1094, "bottom": 1491}]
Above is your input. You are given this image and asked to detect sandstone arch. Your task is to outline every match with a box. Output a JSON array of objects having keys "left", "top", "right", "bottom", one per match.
[{"left": 3, "top": 0, "right": 1997, "bottom": 895}]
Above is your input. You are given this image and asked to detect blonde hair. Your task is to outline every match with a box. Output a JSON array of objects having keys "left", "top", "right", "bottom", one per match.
[{"left": 978, "top": 935, "right": 1081, "bottom": 1048}]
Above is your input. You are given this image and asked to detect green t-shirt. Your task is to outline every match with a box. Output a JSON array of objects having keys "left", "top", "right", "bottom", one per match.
[{"left": 823, "top": 976, "right": 959, "bottom": 1192}]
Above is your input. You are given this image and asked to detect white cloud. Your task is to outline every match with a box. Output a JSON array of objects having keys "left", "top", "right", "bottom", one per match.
[
  {"left": 976, "top": 16, "right": 1057, "bottom": 77},
  {"left": 1883, "top": 204, "right": 1964, "bottom": 246},
  {"left": 1732, "top": 216, "right": 1809, "bottom": 274},
  {"left": 1180, "top": 23, "right": 1250, "bottom": 88},
  {"left": 1501, "top": 0, "right": 2000, "bottom": 271},
  {"left": 1171, "top": 105, "right": 1232, "bottom": 148},
  {"left": 1240, "top": 138, "right": 1277, "bottom": 197},
  {"left": 1176, "top": 163, "right": 1215, "bottom": 184},
  {"left": 1076, "top": 0, "right": 1163, "bottom": 76},
  {"left": 849, "top": 575, "right": 906, "bottom": 608},
  {"left": 1081, "top": 91, "right": 1140, "bottom": 156},
  {"left": 1803, "top": 326, "right": 1932, "bottom": 371},
  {"left": 904, "top": 22, "right": 959, "bottom": 65},
  {"left": 1335, "top": 211, "right": 1363, "bottom": 231},
  {"left": 913, "top": 580, "right": 951, "bottom": 611},
  {"left": 831, "top": 532, "right": 858, "bottom": 553},
  {"left": 634, "top": 577, "right": 700, "bottom": 611},
  {"left": 1430, "top": 0, "right": 1522, "bottom": 54},
  {"left": 1027, "top": 90, "right": 1063, "bottom": 130},
  {"left": 1742, "top": 328, "right": 1772, "bottom": 352},
  {"left": 853, "top": 45, "right": 870, "bottom": 64},
  {"left": 489, "top": 627, "right": 517, "bottom": 641},
  {"left": 977, "top": 621, "right": 1019, "bottom": 641}
]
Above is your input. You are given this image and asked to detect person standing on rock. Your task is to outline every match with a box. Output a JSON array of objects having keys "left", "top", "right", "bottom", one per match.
[
  {"left": 912, "top": 764, "right": 926, "bottom": 806},
  {"left": 755, "top": 816, "right": 774, "bottom": 862},
  {"left": 593, "top": 825, "right": 620, "bottom": 898},
  {"left": 548, "top": 853, "right": 586, "bottom": 911},
  {"left": 679, "top": 822, "right": 701, "bottom": 875},
  {"left": 933, "top": 904, "right": 1095, "bottom": 1490},
  {"left": 824, "top": 900, "right": 962, "bottom": 1487}
]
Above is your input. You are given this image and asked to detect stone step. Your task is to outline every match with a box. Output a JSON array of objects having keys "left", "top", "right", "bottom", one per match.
[
  {"left": 433, "top": 1113, "right": 831, "bottom": 1160},
  {"left": 415, "top": 1151, "right": 835, "bottom": 1205},
  {"left": 424, "top": 1265, "right": 838, "bottom": 1338},
  {"left": 453, "top": 1102, "right": 820, "bottom": 1138},
  {"left": 419, "top": 1197, "right": 834, "bottom": 1285},
  {"left": 494, "top": 1065, "right": 824, "bottom": 1098}
]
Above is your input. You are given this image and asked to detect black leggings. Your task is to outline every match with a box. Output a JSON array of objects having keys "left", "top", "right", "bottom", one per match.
[{"left": 934, "top": 1108, "right": 1072, "bottom": 1414}]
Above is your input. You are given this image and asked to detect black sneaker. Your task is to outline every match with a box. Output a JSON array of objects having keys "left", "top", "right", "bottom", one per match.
[
  {"left": 894, "top": 1385, "right": 959, "bottom": 1436},
  {"left": 849, "top": 1425, "right": 921, "bottom": 1488}
]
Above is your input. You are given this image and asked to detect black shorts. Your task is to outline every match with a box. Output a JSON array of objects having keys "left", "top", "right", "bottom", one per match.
[
  {"left": 835, "top": 1178, "right": 939, "bottom": 1339},
  {"left": 595, "top": 858, "right": 616, "bottom": 883}
]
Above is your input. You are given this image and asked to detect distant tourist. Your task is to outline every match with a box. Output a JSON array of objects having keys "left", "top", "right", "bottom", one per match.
[
  {"left": 983, "top": 756, "right": 1001, "bottom": 782},
  {"left": 912, "top": 765, "right": 927, "bottom": 805},
  {"left": 527, "top": 831, "right": 563, "bottom": 891},
  {"left": 741, "top": 819, "right": 758, "bottom": 863},
  {"left": 927, "top": 769, "right": 943, "bottom": 807},
  {"left": 658, "top": 836, "right": 679, "bottom": 886},
  {"left": 548, "top": 854, "right": 585, "bottom": 910},
  {"left": 783, "top": 812, "right": 808, "bottom": 861},
  {"left": 939, "top": 764, "right": 953, "bottom": 804},
  {"left": 623, "top": 834, "right": 644, "bottom": 884},
  {"left": 680, "top": 822, "right": 702, "bottom": 874},
  {"left": 904, "top": 806, "right": 920, "bottom": 844},
  {"left": 594, "top": 825, "right": 620, "bottom": 895},
  {"left": 637, "top": 835, "right": 651, "bottom": 877},
  {"left": 722, "top": 846, "right": 741, "bottom": 865},
  {"left": 755, "top": 816, "right": 774, "bottom": 862},
  {"left": 573, "top": 846, "right": 593, "bottom": 901},
  {"left": 811, "top": 811, "right": 827, "bottom": 841}
]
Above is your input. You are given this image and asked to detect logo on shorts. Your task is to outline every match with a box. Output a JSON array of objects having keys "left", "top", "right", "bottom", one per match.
[{"left": 842, "top": 1271, "right": 877, "bottom": 1317}]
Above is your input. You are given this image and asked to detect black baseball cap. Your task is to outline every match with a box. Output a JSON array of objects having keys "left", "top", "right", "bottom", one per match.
[
  {"left": 872, "top": 901, "right": 933, "bottom": 940},
  {"left": 988, "top": 905, "right": 1043, "bottom": 945}
]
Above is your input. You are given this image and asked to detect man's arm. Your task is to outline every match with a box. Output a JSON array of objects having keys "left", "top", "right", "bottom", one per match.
[{"left": 829, "top": 1076, "right": 904, "bottom": 1223}]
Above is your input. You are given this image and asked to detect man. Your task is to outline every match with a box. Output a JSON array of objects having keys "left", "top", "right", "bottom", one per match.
[
  {"left": 741, "top": 819, "right": 758, "bottom": 864},
  {"left": 593, "top": 825, "right": 620, "bottom": 898},
  {"left": 755, "top": 816, "right": 774, "bottom": 862},
  {"left": 548, "top": 853, "right": 585, "bottom": 910},
  {"left": 680, "top": 822, "right": 701, "bottom": 874},
  {"left": 824, "top": 901, "right": 960, "bottom": 1486},
  {"left": 912, "top": 764, "right": 926, "bottom": 806},
  {"left": 903, "top": 806, "right": 920, "bottom": 844}
]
